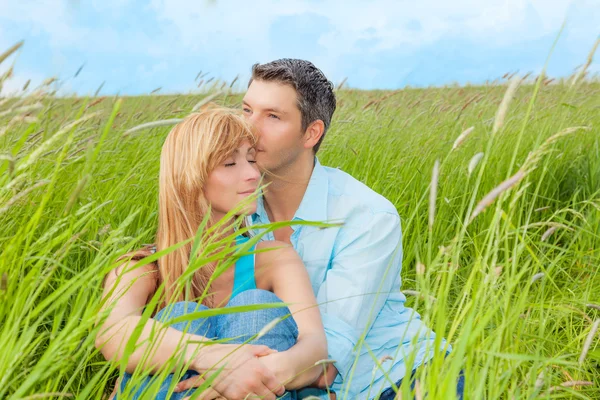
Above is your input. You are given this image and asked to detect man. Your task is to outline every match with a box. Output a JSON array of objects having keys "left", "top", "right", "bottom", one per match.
[{"left": 241, "top": 59, "right": 450, "bottom": 399}]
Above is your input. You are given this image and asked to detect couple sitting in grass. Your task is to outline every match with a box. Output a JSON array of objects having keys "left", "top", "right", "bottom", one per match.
[{"left": 96, "top": 59, "right": 464, "bottom": 400}]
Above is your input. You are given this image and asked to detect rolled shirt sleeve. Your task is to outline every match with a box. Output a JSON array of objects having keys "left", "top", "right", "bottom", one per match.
[{"left": 317, "top": 209, "right": 403, "bottom": 381}]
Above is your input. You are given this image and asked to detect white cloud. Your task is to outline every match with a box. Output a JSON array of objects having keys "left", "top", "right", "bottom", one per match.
[
  {"left": 1, "top": 0, "right": 597, "bottom": 92},
  {"left": 145, "top": 0, "right": 591, "bottom": 80}
]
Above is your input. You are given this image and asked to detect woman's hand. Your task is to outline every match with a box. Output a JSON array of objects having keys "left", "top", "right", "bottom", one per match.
[{"left": 176, "top": 343, "right": 285, "bottom": 400}]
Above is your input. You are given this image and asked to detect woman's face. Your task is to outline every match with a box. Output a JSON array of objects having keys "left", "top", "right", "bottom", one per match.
[{"left": 204, "top": 140, "right": 260, "bottom": 220}]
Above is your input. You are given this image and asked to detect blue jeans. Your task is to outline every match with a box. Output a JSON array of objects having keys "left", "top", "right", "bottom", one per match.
[
  {"left": 116, "top": 289, "right": 299, "bottom": 400},
  {"left": 377, "top": 354, "right": 465, "bottom": 400}
]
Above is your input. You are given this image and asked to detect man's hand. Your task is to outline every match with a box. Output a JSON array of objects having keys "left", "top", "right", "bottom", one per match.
[{"left": 311, "top": 364, "right": 339, "bottom": 389}]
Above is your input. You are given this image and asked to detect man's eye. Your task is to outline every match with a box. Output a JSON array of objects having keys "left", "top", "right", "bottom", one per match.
[
  {"left": 268, "top": 114, "right": 280, "bottom": 120},
  {"left": 242, "top": 108, "right": 251, "bottom": 113},
  {"left": 248, "top": 160, "right": 257, "bottom": 164}
]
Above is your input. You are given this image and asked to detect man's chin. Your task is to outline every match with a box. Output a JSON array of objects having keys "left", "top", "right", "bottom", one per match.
[{"left": 257, "top": 156, "right": 280, "bottom": 175}]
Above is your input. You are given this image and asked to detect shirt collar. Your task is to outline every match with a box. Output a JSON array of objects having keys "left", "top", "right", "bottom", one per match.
[{"left": 252, "top": 157, "right": 329, "bottom": 225}]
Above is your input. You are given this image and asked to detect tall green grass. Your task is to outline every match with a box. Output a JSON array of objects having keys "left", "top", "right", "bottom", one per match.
[{"left": 1, "top": 39, "right": 599, "bottom": 399}]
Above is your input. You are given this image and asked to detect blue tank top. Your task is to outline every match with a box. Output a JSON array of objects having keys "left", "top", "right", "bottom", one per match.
[{"left": 230, "top": 235, "right": 257, "bottom": 298}]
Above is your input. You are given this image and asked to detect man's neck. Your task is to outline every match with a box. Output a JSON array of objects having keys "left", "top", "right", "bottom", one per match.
[{"left": 262, "top": 153, "right": 315, "bottom": 223}]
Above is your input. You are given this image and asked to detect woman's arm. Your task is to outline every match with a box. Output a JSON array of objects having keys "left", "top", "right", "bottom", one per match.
[
  {"left": 97, "top": 253, "right": 285, "bottom": 400},
  {"left": 255, "top": 241, "right": 328, "bottom": 389},
  {"left": 96, "top": 257, "right": 210, "bottom": 374}
]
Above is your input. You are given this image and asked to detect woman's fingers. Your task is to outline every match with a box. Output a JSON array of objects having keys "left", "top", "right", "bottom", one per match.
[
  {"left": 174, "top": 375, "right": 206, "bottom": 392},
  {"left": 252, "top": 345, "right": 277, "bottom": 357},
  {"left": 108, "top": 378, "right": 119, "bottom": 400},
  {"left": 197, "top": 387, "right": 223, "bottom": 400},
  {"left": 181, "top": 387, "right": 222, "bottom": 400}
]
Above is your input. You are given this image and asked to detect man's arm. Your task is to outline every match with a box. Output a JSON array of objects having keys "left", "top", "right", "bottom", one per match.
[{"left": 316, "top": 209, "right": 403, "bottom": 385}]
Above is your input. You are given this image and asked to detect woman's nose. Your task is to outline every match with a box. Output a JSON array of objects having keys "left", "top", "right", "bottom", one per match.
[{"left": 245, "top": 161, "right": 260, "bottom": 181}]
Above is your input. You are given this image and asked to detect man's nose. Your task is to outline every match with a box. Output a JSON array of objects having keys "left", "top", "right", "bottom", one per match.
[{"left": 247, "top": 113, "right": 262, "bottom": 131}]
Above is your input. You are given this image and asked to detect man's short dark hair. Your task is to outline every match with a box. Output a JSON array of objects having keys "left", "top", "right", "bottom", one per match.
[{"left": 249, "top": 59, "right": 336, "bottom": 153}]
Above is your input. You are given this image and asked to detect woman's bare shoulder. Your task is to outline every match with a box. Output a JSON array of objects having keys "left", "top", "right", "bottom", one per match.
[
  {"left": 255, "top": 240, "right": 299, "bottom": 265},
  {"left": 102, "top": 245, "right": 159, "bottom": 290}
]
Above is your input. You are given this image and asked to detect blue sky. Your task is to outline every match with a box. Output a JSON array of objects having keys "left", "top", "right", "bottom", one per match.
[{"left": 0, "top": 0, "right": 599, "bottom": 95}]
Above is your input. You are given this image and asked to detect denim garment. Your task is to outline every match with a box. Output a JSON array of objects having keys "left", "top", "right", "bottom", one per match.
[{"left": 116, "top": 289, "right": 298, "bottom": 400}]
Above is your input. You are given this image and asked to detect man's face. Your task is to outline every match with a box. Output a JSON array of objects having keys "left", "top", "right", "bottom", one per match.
[{"left": 242, "top": 80, "right": 305, "bottom": 173}]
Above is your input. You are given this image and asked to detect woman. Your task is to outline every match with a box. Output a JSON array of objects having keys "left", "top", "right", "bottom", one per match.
[{"left": 96, "top": 108, "right": 328, "bottom": 400}]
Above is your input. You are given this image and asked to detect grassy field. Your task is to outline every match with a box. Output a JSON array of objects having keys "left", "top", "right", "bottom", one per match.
[{"left": 1, "top": 42, "right": 600, "bottom": 399}]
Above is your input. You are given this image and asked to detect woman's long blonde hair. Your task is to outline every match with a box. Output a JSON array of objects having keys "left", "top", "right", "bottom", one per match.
[{"left": 122, "top": 108, "right": 257, "bottom": 308}]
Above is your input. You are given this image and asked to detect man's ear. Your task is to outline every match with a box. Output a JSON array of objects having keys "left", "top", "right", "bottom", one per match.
[{"left": 303, "top": 120, "right": 325, "bottom": 150}]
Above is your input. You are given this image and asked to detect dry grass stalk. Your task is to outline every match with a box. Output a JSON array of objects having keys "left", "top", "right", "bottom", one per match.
[
  {"left": 16, "top": 112, "right": 101, "bottom": 173},
  {"left": 313, "top": 359, "right": 337, "bottom": 367},
  {"left": 571, "top": 37, "right": 599, "bottom": 86},
  {"left": 0, "top": 102, "right": 43, "bottom": 118},
  {"left": 21, "top": 393, "right": 73, "bottom": 400},
  {"left": 336, "top": 77, "right": 348, "bottom": 90},
  {"left": 468, "top": 152, "right": 484, "bottom": 176},
  {"left": 548, "top": 380, "right": 593, "bottom": 393},
  {"left": 459, "top": 93, "right": 483, "bottom": 113},
  {"left": 0, "top": 41, "right": 24, "bottom": 66},
  {"left": 415, "top": 379, "right": 422, "bottom": 400},
  {"left": 469, "top": 170, "right": 525, "bottom": 223},
  {"left": 0, "top": 180, "right": 50, "bottom": 214},
  {"left": 452, "top": 126, "right": 474, "bottom": 151},
  {"left": 578, "top": 319, "right": 599, "bottom": 365},
  {"left": 0, "top": 115, "right": 39, "bottom": 138},
  {"left": 64, "top": 174, "right": 91, "bottom": 214},
  {"left": 402, "top": 290, "right": 437, "bottom": 302},
  {"left": 42, "top": 77, "right": 57, "bottom": 86},
  {"left": 123, "top": 118, "right": 183, "bottom": 136},
  {"left": 85, "top": 97, "right": 106, "bottom": 110},
  {"left": 492, "top": 78, "right": 520, "bottom": 135},
  {"left": 191, "top": 90, "right": 223, "bottom": 112},
  {"left": 541, "top": 226, "right": 558, "bottom": 241},
  {"left": 379, "top": 355, "right": 393, "bottom": 363},
  {"left": 522, "top": 126, "right": 591, "bottom": 173},
  {"left": 229, "top": 75, "right": 239, "bottom": 89},
  {"left": 428, "top": 160, "right": 440, "bottom": 230},
  {"left": 256, "top": 317, "right": 283, "bottom": 340},
  {"left": 534, "top": 370, "right": 545, "bottom": 390},
  {"left": 531, "top": 272, "right": 545, "bottom": 283},
  {"left": 0, "top": 153, "right": 15, "bottom": 176},
  {"left": 362, "top": 99, "right": 377, "bottom": 110},
  {"left": 586, "top": 304, "right": 600, "bottom": 311}
]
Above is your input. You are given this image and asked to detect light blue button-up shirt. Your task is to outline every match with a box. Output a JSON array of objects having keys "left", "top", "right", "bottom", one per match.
[{"left": 247, "top": 159, "right": 447, "bottom": 399}]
